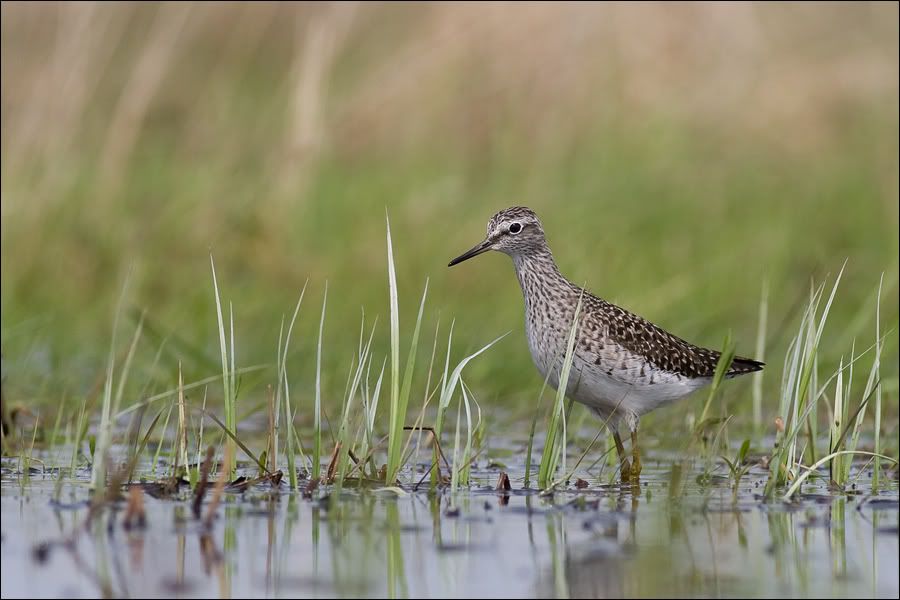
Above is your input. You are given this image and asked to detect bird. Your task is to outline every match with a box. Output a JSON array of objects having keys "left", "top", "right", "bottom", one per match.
[{"left": 448, "top": 206, "right": 763, "bottom": 482}]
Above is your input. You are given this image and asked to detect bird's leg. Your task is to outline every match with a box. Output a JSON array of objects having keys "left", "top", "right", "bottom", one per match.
[
  {"left": 613, "top": 430, "right": 632, "bottom": 482},
  {"left": 631, "top": 429, "right": 642, "bottom": 478}
]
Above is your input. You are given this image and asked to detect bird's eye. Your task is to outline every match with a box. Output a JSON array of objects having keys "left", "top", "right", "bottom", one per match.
[{"left": 508, "top": 222, "right": 522, "bottom": 234}]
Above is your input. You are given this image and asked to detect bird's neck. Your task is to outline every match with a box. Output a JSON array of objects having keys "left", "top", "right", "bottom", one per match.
[{"left": 511, "top": 248, "right": 571, "bottom": 299}]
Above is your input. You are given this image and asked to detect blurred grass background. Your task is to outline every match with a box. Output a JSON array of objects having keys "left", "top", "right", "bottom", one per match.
[{"left": 1, "top": 2, "right": 898, "bottom": 429}]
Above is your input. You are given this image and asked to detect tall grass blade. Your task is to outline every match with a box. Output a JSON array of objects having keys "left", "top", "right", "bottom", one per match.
[
  {"left": 753, "top": 280, "right": 768, "bottom": 428},
  {"left": 313, "top": 283, "right": 327, "bottom": 481},
  {"left": 872, "top": 274, "right": 884, "bottom": 489},
  {"left": 91, "top": 277, "right": 141, "bottom": 491},
  {"left": 433, "top": 332, "right": 508, "bottom": 442},
  {"left": 279, "top": 283, "right": 308, "bottom": 489},
  {"left": 698, "top": 332, "right": 736, "bottom": 428},
  {"left": 538, "top": 295, "right": 582, "bottom": 490},
  {"left": 333, "top": 319, "right": 377, "bottom": 488},
  {"left": 765, "top": 264, "right": 846, "bottom": 496},
  {"left": 829, "top": 358, "right": 846, "bottom": 484},
  {"left": 116, "top": 365, "right": 266, "bottom": 419},
  {"left": 449, "top": 394, "right": 463, "bottom": 500},
  {"left": 387, "top": 215, "right": 401, "bottom": 482},
  {"left": 524, "top": 372, "right": 553, "bottom": 489},
  {"left": 387, "top": 275, "right": 429, "bottom": 485},
  {"left": 429, "top": 327, "right": 506, "bottom": 488},
  {"left": 783, "top": 450, "right": 897, "bottom": 499},
  {"left": 210, "top": 255, "right": 236, "bottom": 480},
  {"left": 202, "top": 410, "right": 269, "bottom": 474},
  {"left": 457, "top": 379, "right": 478, "bottom": 486},
  {"left": 176, "top": 362, "right": 189, "bottom": 477}
]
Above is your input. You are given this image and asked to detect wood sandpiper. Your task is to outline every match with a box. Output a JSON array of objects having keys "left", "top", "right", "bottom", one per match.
[{"left": 448, "top": 206, "right": 763, "bottom": 482}]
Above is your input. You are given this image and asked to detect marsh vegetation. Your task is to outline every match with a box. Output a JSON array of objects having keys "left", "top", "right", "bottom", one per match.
[{"left": 1, "top": 3, "right": 898, "bottom": 598}]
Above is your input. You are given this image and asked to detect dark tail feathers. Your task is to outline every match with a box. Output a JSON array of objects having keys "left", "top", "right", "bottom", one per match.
[{"left": 727, "top": 356, "right": 765, "bottom": 377}]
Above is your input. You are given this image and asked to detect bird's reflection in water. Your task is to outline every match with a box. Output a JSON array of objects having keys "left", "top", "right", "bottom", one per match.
[{"left": 534, "top": 486, "right": 641, "bottom": 598}]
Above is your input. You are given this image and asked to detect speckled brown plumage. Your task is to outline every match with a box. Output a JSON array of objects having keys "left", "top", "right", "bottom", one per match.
[
  {"left": 449, "top": 206, "right": 764, "bottom": 480},
  {"left": 515, "top": 247, "right": 762, "bottom": 380}
]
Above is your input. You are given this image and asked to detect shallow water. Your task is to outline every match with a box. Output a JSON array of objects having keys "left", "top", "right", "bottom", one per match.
[{"left": 2, "top": 458, "right": 898, "bottom": 598}]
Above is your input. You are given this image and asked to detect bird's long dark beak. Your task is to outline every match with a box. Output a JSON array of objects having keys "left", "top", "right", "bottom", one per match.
[{"left": 448, "top": 238, "right": 492, "bottom": 267}]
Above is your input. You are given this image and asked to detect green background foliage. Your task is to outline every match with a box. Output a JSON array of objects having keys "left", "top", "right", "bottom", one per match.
[{"left": 2, "top": 3, "right": 897, "bottom": 429}]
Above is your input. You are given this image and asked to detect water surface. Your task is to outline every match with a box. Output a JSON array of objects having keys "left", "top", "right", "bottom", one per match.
[{"left": 2, "top": 457, "right": 897, "bottom": 598}]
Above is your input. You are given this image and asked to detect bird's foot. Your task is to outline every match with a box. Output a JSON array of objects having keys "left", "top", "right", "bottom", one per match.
[{"left": 620, "top": 459, "right": 633, "bottom": 483}]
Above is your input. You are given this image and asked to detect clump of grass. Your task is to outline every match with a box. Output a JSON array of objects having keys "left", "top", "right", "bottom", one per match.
[
  {"left": 330, "top": 315, "right": 378, "bottom": 489},
  {"left": 448, "top": 378, "right": 482, "bottom": 499},
  {"left": 764, "top": 265, "right": 844, "bottom": 497},
  {"left": 765, "top": 266, "right": 896, "bottom": 498},
  {"left": 690, "top": 334, "right": 737, "bottom": 482},
  {"left": 722, "top": 438, "right": 752, "bottom": 498},
  {"left": 357, "top": 354, "right": 387, "bottom": 480},
  {"left": 829, "top": 276, "right": 885, "bottom": 488},
  {"left": 431, "top": 330, "right": 507, "bottom": 489},
  {"left": 784, "top": 448, "right": 897, "bottom": 499},
  {"left": 244, "top": 216, "right": 503, "bottom": 493},
  {"left": 829, "top": 352, "right": 852, "bottom": 486},
  {"left": 91, "top": 277, "right": 143, "bottom": 492}
]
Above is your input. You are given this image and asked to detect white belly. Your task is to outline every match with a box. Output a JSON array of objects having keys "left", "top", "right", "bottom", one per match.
[{"left": 528, "top": 335, "right": 710, "bottom": 420}]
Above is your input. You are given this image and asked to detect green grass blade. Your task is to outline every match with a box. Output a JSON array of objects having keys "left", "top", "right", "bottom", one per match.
[
  {"left": 386, "top": 215, "right": 401, "bottom": 482},
  {"left": 872, "top": 274, "right": 884, "bottom": 489},
  {"left": 698, "top": 332, "right": 735, "bottom": 428},
  {"left": 210, "top": 255, "right": 236, "bottom": 480},
  {"left": 92, "top": 277, "right": 141, "bottom": 491},
  {"left": 313, "top": 283, "right": 327, "bottom": 481},
  {"left": 783, "top": 450, "right": 897, "bottom": 499},
  {"left": 202, "top": 409, "right": 269, "bottom": 474},
  {"left": 280, "top": 282, "right": 308, "bottom": 489},
  {"left": 387, "top": 279, "right": 428, "bottom": 484},
  {"left": 538, "top": 295, "right": 582, "bottom": 490},
  {"left": 752, "top": 280, "right": 768, "bottom": 428},
  {"left": 524, "top": 372, "right": 552, "bottom": 489}
]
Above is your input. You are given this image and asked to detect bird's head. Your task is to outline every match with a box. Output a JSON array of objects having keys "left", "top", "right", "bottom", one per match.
[{"left": 448, "top": 206, "right": 546, "bottom": 266}]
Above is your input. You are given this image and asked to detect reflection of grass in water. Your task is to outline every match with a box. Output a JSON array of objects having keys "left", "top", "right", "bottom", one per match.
[
  {"left": 831, "top": 499, "right": 847, "bottom": 578},
  {"left": 386, "top": 501, "right": 408, "bottom": 599},
  {"left": 546, "top": 513, "right": 569, "bottom": 599},
  {"left": 11, "top": 477, "right": 893, "bottom": 598}
]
